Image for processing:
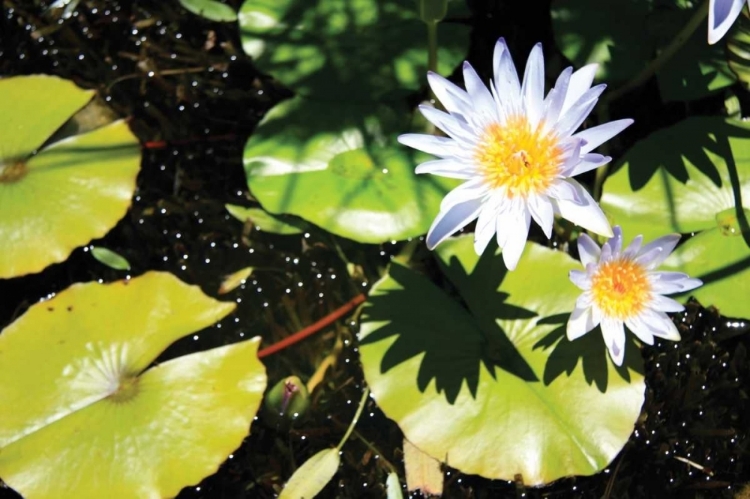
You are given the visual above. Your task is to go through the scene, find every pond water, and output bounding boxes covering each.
[1,1,749,498]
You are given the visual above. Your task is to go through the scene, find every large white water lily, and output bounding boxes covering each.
[708,0,747,44]
[398,38,632,270]
[567,226,703,366]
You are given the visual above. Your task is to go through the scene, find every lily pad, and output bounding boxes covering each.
[238,0,469,100]
[0,75,140,279]
[601,117,750,241]
[0,272,267,499]
[179,0,238,22]
[358,237,645,484]
[90,246,131,271]
[226,203,309,235]
[244,96,457,243]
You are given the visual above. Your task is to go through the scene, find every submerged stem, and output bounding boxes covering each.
[602,0,709,105]
[337,387,370,450]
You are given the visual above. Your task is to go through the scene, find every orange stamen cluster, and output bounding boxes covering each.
[474,117,561,197]
[590,258,651,319]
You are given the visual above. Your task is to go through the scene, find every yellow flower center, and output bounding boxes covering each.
[474,117,562,197]
[590,258,651,320]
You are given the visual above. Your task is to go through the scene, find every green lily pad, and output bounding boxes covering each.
[244,96,457,243]
[551,0,652,82]
[601,117,750,241]
[0,75,140,279]
[358,237,645,484]
[226,203,309,235]
[238,0,469,99]
[664,213,750,319]
[0,272,267,499]
[179,0,238,22]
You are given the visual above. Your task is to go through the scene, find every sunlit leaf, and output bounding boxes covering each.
[238,0,469,99]
[225,203,308,235]
[278,448,340,499]
[244,97,457,243]
[0,272,267,499]
[90,246,131,271]
[179,0,238,22]
[0,75,140,278]
[403,439,443,496]
[218,266,254,294]
[359,238,645,484]
[386,472,404,499]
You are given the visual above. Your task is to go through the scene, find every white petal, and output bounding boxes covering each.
[604,225,624,257]
[543,67,573,125]
[426,198,483,249]
[561,64,598,116]
[418,105,475,142]
[415,159,477,179]
[649,294,685,313]
[577,233,601,267]
[398,133,459,158]
[547,179,583,203]
[521,43,545,127]
[463,61,497,124]
[426,72,472,117]
[641,308,681,341]
[527,195,554,238]
[474,197,501,254]
[636,233,681,269]
[567,305,598,340]
[574,119,634,154]
[568,153,611,177]
[625,314,655,345]
[554,84,606,138]
[601,317,626,366]
[569,269,591,290]
[556,139,585,177]
[708,0,745,44]
[623,234,643,258]
[552,179,613,237]
[576,289,594,308]
[440,179,488,210]
[492,38,522,117]
[497,206,530,270]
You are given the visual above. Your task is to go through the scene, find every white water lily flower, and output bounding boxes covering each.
[708,0,747,44]
[567,226,703,366]
[398,38,632,270]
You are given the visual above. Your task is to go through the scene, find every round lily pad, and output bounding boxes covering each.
[358,237,645,484]
[226,203,309,235]
[238,0,469,100]
[244,96,457,243]
[601,117,750,241]
[0,272,267,499]
[0,75,140,279]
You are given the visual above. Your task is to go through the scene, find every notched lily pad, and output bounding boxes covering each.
[238,0,469,99]
[244,97,457,243]
[358,237,645,484]
[0,75,141,279]
[0,272,267,499]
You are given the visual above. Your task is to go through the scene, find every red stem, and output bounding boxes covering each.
[257,294,367,359]
[143,133,237,149]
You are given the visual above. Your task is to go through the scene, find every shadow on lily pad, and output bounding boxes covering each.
[532,313,645,393]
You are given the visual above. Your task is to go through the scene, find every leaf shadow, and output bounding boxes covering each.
[532,313,645,393]
[360,248,538,405]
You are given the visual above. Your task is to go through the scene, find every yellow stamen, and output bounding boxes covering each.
[474,117,561,197]
[591,258,651,319]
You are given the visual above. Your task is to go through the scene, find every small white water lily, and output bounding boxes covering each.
[398,38,632,270]
[708,0,747,44]
[567,226,703,366]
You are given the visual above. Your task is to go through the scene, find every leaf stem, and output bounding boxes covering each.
[602,0,709,105]
[257,294,366,358]
[337,387,370,450]
[427,21,438,74]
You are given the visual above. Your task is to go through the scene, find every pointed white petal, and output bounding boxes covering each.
[425,198,483,249]
[561,64,598,116]
[474,197,501,254]
[415,159,477,179]
[577,233,601,267]
[492,38,522,116]
[497,207,530,270]
[548,179,583,204]
[625,314,655,345]
[636,233,680,269]
[543,67,573,125]
[398,133,459,158]
[521,43,545,127]
[573,119,634,154]
[569,269,591,290]
[641,308,681,341]
[552,179,613,237]
[649,294,685,313]
[418,105,475,142]
[601,317,626,366]
[528,195,554,238]
[567,305,598,340]
[554,84,606,138]
[463,61,497,124]
[623,234,643,258]
[426,72,472,116]
[569,153,611,176]
[708,0,745,44]
[440,179,488,210]
[604,225,624,257]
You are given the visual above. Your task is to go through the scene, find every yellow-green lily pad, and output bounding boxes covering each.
[244,96,457,243]
[0,75,140,279]
[0,272,267,499]
[359,237,645,484]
